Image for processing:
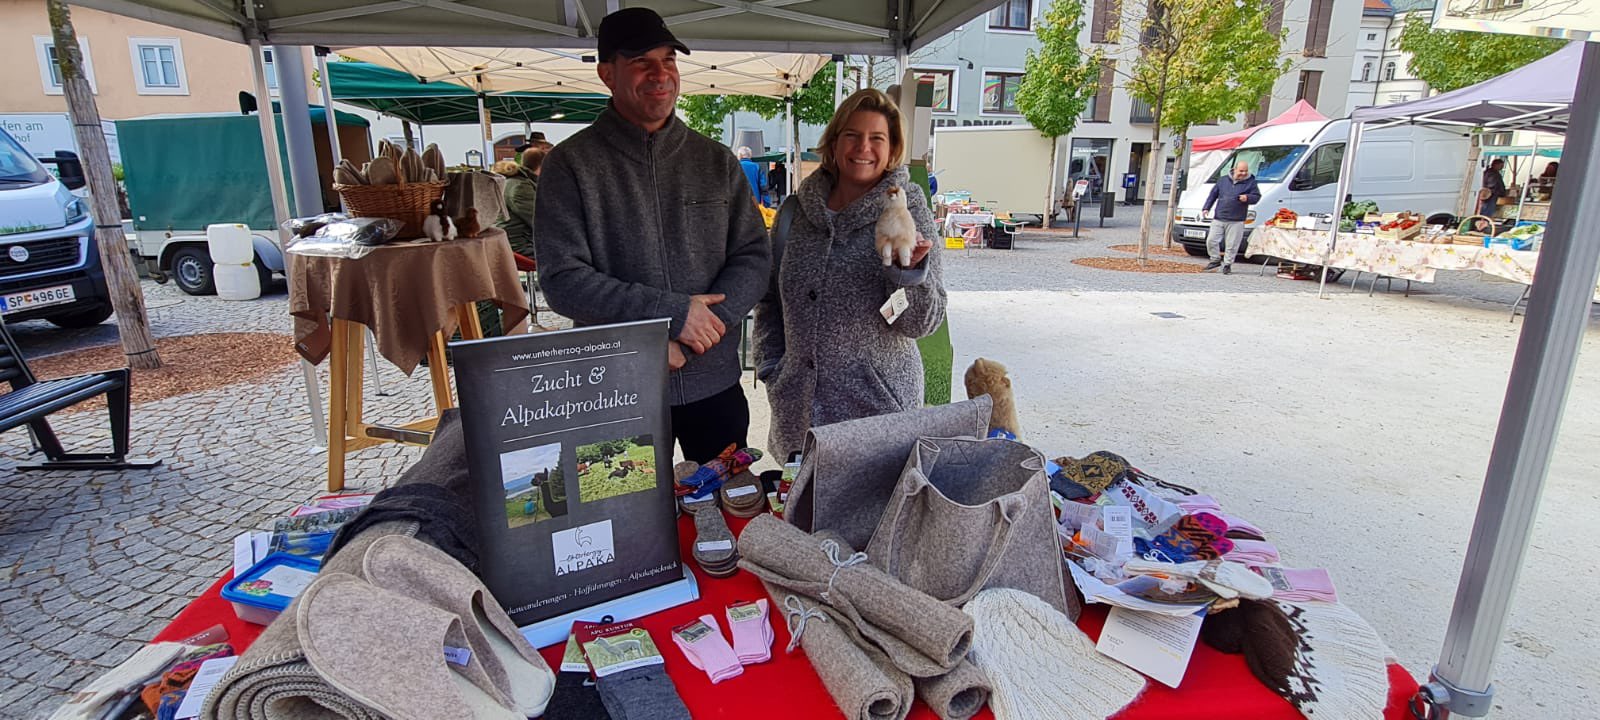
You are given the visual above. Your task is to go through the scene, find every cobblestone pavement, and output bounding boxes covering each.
[0,215,1574,716]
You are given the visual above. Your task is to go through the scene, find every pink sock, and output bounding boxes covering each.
[672,615,744,683]
[727,599,772,664]
[1224,539,1281,565]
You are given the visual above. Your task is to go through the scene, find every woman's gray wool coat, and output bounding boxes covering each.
[753,165,946,462]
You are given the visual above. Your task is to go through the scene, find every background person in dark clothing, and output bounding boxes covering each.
[1480,158,1508,217]
[1202,161,1262,275]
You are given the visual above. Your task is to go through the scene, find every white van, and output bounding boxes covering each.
[0,125,114,328]
[1172,118,1470,258]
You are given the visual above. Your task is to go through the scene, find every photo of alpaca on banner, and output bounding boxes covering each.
[500,442,568,529]
[576,435,658,503]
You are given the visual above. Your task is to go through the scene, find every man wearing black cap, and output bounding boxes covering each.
[535,8,770,464]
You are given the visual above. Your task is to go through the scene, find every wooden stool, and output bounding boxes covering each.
[325,303,486,491]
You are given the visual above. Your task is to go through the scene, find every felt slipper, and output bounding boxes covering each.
[1124,558,1275,600]
[719,471,766,519]
[686,503,739,578]
[362,535,556,717]
[298,572,520,720]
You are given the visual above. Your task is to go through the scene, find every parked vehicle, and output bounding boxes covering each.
[1171,119,1470,258]
[0,125,114,328]
[115,108,371,295]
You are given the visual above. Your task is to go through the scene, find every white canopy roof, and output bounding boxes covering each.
[338,46,828,98]
[72,0,1005,55]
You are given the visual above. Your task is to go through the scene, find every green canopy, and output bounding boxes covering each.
[327,61,607,125]
[751,150,820,163]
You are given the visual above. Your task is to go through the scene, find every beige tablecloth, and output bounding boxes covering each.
[289,228,529,375]
[1250,227,1543,286]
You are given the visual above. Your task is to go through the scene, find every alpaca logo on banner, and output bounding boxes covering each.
[552,519,616,575]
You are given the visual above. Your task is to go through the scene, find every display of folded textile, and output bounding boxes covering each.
[737,514,974,679]
[966,589,1146,720]
[767,583,915,720]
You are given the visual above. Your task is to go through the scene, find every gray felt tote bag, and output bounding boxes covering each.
[784,397,992,551]
[866,436,1078,620]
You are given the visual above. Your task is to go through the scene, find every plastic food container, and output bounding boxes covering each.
[221,552,322,625]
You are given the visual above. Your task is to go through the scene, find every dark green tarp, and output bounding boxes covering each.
[327,61,609,125]
[116,107,367,232]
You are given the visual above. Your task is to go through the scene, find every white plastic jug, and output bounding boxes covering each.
[214,263,260,301]
[206,223,255,265]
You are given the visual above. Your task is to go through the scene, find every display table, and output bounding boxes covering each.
[943,212,996,239]
[288,230,530,490]
[154,514,1420,719]
[1251,226,1555,288]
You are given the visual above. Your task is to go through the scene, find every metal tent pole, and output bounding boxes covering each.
[1317,121,1363,298]
[1419,42,1600,719]
[1513,135,1538,225]
[245,27,325,449]
[315,48,386,397]
[273,47,322,217]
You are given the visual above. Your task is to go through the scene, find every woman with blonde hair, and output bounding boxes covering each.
[753,88,945,461]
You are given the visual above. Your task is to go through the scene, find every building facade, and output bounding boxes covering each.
[0,0,314,157]
[723,0,1364,206]
[1346,0,1432,114]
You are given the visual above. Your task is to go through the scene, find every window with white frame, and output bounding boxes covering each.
[1361,62,1372,82]
[988,0,1032,31]
[1366,32,1377,41]
[33,36,96,95]
[129,38,188,95]
[1383,61,1396,81]
[912,68,956,113]
[263,48,280,91]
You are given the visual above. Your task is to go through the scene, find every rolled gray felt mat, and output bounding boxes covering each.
[914,657,992,720]
[736,514,973,678]
[765,583,914,720]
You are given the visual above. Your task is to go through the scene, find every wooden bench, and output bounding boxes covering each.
[0,320,159,470]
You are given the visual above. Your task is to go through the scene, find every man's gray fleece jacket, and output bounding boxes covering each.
[534,105,771,405]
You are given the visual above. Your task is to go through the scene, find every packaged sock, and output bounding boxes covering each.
[671,616,743,683]
[1251,565,1339,602]
[727,599,773,664]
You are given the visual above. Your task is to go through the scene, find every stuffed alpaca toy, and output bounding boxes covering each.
[454,207,482,238]
[875,186,918,267]
[422,199,456,243]
[964,357,1020,438]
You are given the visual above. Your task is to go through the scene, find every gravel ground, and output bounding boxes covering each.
[4,208,1594,717]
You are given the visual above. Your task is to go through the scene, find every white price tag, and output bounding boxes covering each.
[879,288,909,325]
[696,540,734,552]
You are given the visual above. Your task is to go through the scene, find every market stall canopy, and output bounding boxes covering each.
[70,0,1005,55]
[1482,146,1563,159]
[1351,41,1581,133]
[327,61,606,124]
[1190,100,1327,153]
[336,47,828,99]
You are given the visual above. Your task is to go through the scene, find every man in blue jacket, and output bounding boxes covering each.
[1202,161,1262,274]
[737,146,768,206]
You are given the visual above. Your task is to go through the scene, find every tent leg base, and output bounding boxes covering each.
[1419,670,1494,718]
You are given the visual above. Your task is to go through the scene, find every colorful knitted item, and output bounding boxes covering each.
[1049,451,1133,500]
[1135,512,1233,562]
[675,445,763,499]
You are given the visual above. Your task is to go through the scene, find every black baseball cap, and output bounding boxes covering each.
[597,8,690,62]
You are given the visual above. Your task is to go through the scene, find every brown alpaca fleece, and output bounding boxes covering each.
[1200,599,1299,700]
[963,358,1019,436]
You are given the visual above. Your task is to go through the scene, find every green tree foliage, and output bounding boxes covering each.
[1120,0,1287,257]
[679,61,838,140]
[1397,13,1564,93]
[1015,0,1100,218]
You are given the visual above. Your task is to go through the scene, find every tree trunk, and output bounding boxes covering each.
[1045,137,1059,228]
[1457,133,1482,219]
[47,0,160,369]
[1137,124,1162,263]
[1164,129,1187,249]
[402,120,415,149]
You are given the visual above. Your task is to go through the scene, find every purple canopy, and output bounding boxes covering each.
[1351,41,1581,133]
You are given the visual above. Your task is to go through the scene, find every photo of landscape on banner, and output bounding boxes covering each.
[451,319,679,626]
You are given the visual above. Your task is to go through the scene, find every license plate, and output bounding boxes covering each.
[1184,228,1207,239]
[0,284,76,314]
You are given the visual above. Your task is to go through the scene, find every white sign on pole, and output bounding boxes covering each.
[1434,0,1599,40]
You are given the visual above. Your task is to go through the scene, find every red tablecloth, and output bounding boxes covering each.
[156,516,1420,719]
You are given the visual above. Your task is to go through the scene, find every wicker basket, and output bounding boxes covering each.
[1452,215,1495,245]
[335,181,448,238]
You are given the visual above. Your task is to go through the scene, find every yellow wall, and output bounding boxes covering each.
[0,0,314,119]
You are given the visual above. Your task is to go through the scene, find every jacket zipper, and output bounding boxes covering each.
[646,133,684,399]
